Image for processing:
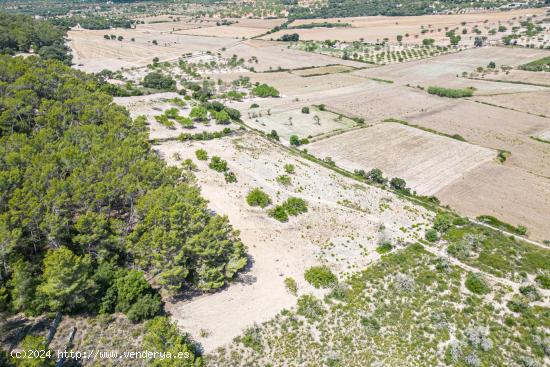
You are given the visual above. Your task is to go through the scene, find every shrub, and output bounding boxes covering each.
[250,103,259,108]
[284,164,295,174]
[427,86,473,98]
[376,241,393,254]
[224,171,237,183]
[289,135,301,146]
[213,110,231,124]
[268,205,288,222]
[304,266,337,288]
[241,324,263,352]
[361,316,381,333]
[246,188,272,208]
[276,175,291,186]
[195,149,208,161]
[190,106,208,121]
[433,212,453,233]
[422,38,435,46]
[301,106,310,114]
[296,294,324,320]
[142,72,176,91]
[282,197,307,216]
[367,168,387,184]
[126,293,162,322]
[425,229,438,242]
[279,33,299,42]
[328,283,349,301]
[535,274,550,289]
[390,177,409,193]
[465,273,490,294]
[209,156,228,172]
[251,83,280,97]
[519,285,541,301]
[268,130,279,141]
[284,277,297,295]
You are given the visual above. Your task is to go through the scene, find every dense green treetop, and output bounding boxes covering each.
[0,55,247,318]
[0,12,71,64]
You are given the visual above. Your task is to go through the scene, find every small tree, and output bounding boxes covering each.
[367,168,387,184]
[390,177,409,193]
[289,135,301,146]
[268,130,279,141]
[301,106,310,114]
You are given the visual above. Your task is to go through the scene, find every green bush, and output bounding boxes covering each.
[465,273,490,294]
[142,72,176,91]
[433,212,453,233]
[268,130,279,141]
[224,171,237,183]
[246,188,272,208]
[209,156,228,172]
[282,197,308,216]
[289,135,301,146]
[284,164,295,174]
[276,175,291,186]
[126,293,162,322]
[304,266,337,288]
[367,168,387,185]
[425,229,438,242]
[301,106,310,114]
[376,241,393,254]
[536,275,550,289]
[427,86,473,98]
[284,277,297,295]
[251,83,280,97]
[268,205,288,222]
[195,149,208,161]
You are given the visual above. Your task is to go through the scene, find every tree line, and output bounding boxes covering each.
[0,12,71,64]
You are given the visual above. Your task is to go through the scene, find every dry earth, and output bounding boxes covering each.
[307,122,495,195]
[474,90,550,117]
[157,133,431,351]
[264,8,546,44]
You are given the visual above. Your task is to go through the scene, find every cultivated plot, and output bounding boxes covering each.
[264,8,546,44]
[307,122,495,195]
[220,39,365,72]
[436,162,550,241]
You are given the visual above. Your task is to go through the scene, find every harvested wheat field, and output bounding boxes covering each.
[404,99,550,176]
[477,69,550,87]
[436,162,550,241]
[291,64,358,76]
[68,28,238,72]
[474,90,550,117]
[220,39,365,72]
[264,8,546,44]
[307,122,495,195]
[354,46,550,85]
[157,133,431,351]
